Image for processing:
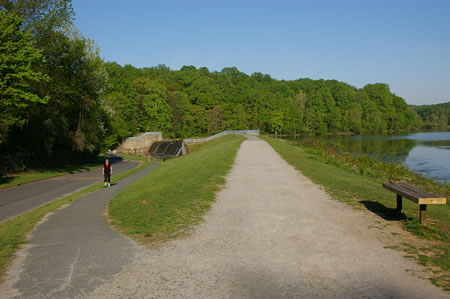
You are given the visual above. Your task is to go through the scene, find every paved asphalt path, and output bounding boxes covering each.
[0,162,159,298]
[0,160,139,223]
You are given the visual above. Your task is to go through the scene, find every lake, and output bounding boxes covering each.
[284,131,450,184]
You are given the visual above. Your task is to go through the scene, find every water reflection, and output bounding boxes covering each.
[406,146,450,183]
[284,132,450,183]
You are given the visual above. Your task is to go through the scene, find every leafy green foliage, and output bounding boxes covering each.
[412,102,450,129]
[101,64,425,142]
[1,3,109,173]
[0,11,49,142]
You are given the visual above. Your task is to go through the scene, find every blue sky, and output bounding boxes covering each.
[72,0,450,105]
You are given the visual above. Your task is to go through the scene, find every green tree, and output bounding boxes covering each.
[133,77,172,132]
[222,103,248,131]
[0,11,49,143]
[167,90,191,137]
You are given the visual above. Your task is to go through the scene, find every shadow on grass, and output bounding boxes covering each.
[0,176,14,186]
[359,200,407,221]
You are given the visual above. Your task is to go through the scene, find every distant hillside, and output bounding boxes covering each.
[102,63,424,144]
[411,102,450,129]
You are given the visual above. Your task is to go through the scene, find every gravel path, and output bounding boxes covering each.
[85,136,448,298]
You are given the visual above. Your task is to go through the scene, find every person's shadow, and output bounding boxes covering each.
[359,200,406,221]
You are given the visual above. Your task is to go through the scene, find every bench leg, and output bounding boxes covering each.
[419,204,427,224]
[396,194,402,211]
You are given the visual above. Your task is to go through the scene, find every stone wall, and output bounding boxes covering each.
[119,132,163,156]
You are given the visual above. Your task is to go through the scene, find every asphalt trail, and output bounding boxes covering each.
[0,160,139,223]
[0,162,158,298]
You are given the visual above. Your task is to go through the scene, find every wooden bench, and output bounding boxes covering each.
[382,180,447,224]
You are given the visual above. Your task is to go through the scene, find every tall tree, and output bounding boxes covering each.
[0,11,49,144]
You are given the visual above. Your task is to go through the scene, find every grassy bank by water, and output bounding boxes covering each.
[108,135,245,243]
[0,160,152,283]
[263,136,449,290]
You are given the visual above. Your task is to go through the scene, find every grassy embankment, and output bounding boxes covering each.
[263,136,449,290]
[108,134,246,243]
[0,158,152,283]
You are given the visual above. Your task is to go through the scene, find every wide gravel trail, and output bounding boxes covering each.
[85,136,448,298]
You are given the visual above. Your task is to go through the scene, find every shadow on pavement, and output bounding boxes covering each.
[103,154,124,163]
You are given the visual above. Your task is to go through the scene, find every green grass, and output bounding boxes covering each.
[186,142,207,154]
[108,135,245,243]
[0,160,152,283]
[262,136,449,290]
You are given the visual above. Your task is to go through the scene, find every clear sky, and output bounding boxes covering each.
[72,0,450,105]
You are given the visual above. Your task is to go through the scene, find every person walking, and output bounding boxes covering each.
[102,159,112,187]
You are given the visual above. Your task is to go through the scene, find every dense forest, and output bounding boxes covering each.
[1,0,107,171]
[0,0,441,172]
[101,63,424,145]
[411,102,450,129]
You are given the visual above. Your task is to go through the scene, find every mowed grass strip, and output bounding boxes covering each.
[0,161,151,283]
[263,136,449,290]
[108,135,246,242]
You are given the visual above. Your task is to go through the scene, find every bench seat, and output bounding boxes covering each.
[382,180,447,224]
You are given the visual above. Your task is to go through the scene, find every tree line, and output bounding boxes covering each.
[101,63,424,144]
[411,102,450,129]
[0,0,435,173]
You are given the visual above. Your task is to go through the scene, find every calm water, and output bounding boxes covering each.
[285,132,450,184]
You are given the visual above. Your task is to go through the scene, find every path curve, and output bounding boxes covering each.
[0,160,139,223]
[0,163,158,298]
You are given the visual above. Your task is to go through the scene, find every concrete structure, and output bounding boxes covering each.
[120,130,259,157]
[184,130,260,144]
[148,141,188,160]
[119,132,163,156]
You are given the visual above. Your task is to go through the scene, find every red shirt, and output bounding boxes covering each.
[103,163,112,174]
